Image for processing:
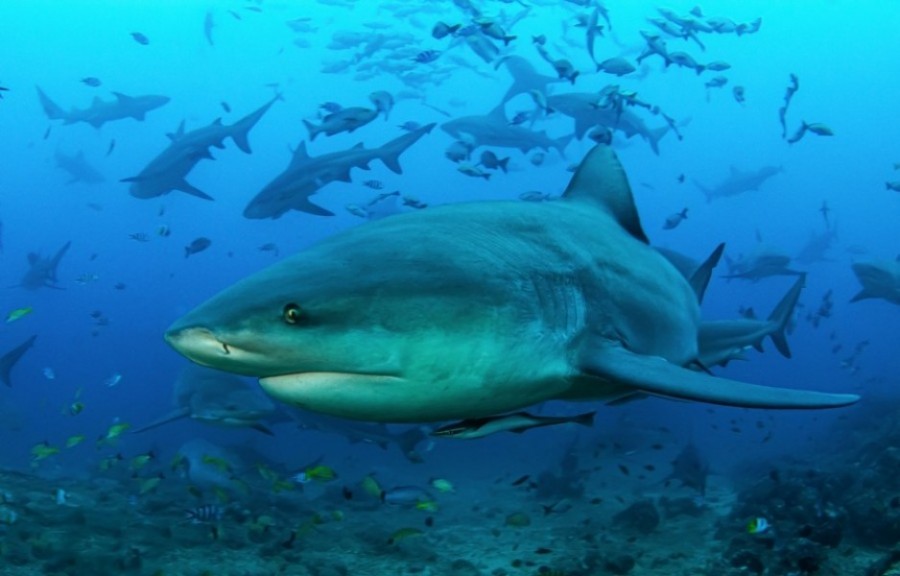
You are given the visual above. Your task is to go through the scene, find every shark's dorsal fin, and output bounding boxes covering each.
[487,102,507,121]
[112,92,132,103]
[289,142,311,168]
[688,243,725,304]
[166,120,186,141]
[562,145,648,243]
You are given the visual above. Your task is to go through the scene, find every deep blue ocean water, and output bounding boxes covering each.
[0,1,899,572]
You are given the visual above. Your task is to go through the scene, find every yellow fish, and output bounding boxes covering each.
[139,475,163,495]
[201,455,232,473]
[429,478,455,493]
[361,475,384,499]
[30,442,60,461]
[104,421,131,440]
[65,435,86,448]
[5,307,32,323]
[415,500,439,512]
[130,451,155,470]
[387,527,423,545]
[303,465,337,483]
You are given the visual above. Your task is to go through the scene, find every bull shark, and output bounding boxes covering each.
[135,364,283,435]
[724,248,804,282]
[850,259,900,305]
[165,145,858,424]
[545,92,669,155]
[37,87,169,129]
[694,165,783,202]
[1,335,36,387]
[243,123,434,219]
[54,149,105,184]
[496,55,561,104]
[20,241,71,290]
[698,275,805,367]
[293,410,428,462]
[441,106,571,155]
[123,95,280,200]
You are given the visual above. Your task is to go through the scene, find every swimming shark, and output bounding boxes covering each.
[135,364,283,435]
[165,144,859,423]
[20,241,71,290]
[694,165,783,202]
[1,335,36,387]
[545,92,670,155]
[123,95,280,200]
[850,259,900,305]
[724,248,804,282]
[243,122,435,219]
[54,149,105,184]
[441,106,572,156]
[496,55,561,104]
[37,87,169,129]
[292,410,428,462]
[698,275,805,367]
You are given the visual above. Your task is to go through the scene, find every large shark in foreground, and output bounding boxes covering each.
[166,145,858,423]
[850,259,900,305]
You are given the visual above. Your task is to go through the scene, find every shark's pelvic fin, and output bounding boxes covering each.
[580,345,859,409]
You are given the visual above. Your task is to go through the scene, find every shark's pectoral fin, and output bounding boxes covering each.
[580,346,859,409]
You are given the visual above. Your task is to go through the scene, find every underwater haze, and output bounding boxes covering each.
[1,0,899,574]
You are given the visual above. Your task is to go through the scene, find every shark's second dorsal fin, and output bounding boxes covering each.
[562,145,648,243]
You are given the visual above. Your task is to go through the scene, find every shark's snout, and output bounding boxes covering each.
[164,326,232,365]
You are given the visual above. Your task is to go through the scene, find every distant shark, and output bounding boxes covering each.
[1,335,36,387]
[243,123,434,219]
[850,259,900,305]
[37,87,169,129]
[123,95,280,200]
[293,410,428,462]
[166,145,858,424]
[496,55,561,104]
[724,248,804,282]
[694,165,783,202]
[20,241,71,290]
[135,364,284,435]
[441,106,571,155]
[54,149,105,184]
[545,92,670,155]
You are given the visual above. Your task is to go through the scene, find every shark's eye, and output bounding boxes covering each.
[283,303,302,324]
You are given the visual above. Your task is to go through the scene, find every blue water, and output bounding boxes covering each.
[0,0,899,570]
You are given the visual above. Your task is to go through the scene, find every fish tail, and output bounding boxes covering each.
[36,86,66,120]
[766,274,805,358]
[303,119,320,141]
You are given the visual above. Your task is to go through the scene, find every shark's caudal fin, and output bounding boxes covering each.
[766,275,805,358]
[47,241,72,286]
[688,243,725,304]
[562,145,648,244]
[496,55,558,104]
[230,93,283,154]
[646,126,670,155]
[303,119,322,141]
[1,335,37,387]
[36,87,66,120]
[581,345,859,409]
[378,122,435,174]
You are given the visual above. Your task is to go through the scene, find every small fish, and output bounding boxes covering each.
[431,21,461,39]
[130,451,155,470]
[186,504,223,523]
[363,179,383,190]
[618,464,630,476]
[415,500,439,512]
[369,90,394,121]
[104,373,123,388]
[104,421,131,441]
[519,191,553,202]
[201,455,232,473]
[6,306,33,323]
[320,101,342,113]
[139,474,164,495]
[747,517,770,534]
[0,85,8,99]
[414,50,441,63]
[129,232,149,242]
[511,474,531,486]
[552,59,579,84]
[81,77,102,87]
[429,478,455,493]
[479,150,509,173]
[361,475,384,499]
[258,242,280,256]
[68,401,85,416]
[663,208,688,230]
[530,152,545,166]
[388,527,423,545]
[398,121,421,132]
[803,122,833,137]
[220,101,231,113]
[31,441,60,461]
[65,435,86,448]
[457,163,491,180]
[432,411,595,439]
[733,86,746,104]
[185,237,212,258]
[130,32,150,45]
[297,464,337,483]
[43,367,56,380]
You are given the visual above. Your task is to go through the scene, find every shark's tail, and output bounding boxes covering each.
[230,93,283,154]
[765,274,805,358]
[553,132,574,158]
[47,241,72,285]
[36,86,67,120]
[693,179,713,203]
[378,122,435,174]
[303,118,322,142]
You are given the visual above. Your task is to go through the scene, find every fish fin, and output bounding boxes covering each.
[0,335,37,387]
[579,345,859,409]
[562,145,648,243]
[379,122,435,174]
[166,120,186,141]
[766,274,805,358]
[293,196,335,217]
[289,141,311,168]
[36,86,66,120]
[647,126,669,155]
[302,119,320,141]
[688,243,725,304]
[850,289,873,303]
[133,407,192,433]
[553,133,573,158]
[177,180,214,200]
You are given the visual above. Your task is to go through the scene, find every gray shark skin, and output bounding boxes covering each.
[1,335,36,387]
[21,241,71,290]
[135,364,282,435]
[664,441,709,495]
[243,123,435,219]
[545,92,670,155]
[496,55,561,104]
[694,165,783,202]
[36,87,169,129]
[54,149,105,184]
[166,145,858,423]
[441,106,572,156]
[699,275,805,367]
[293,410,428,462]
[795,226,838,265]
[123,95,280,200]
[850,260,900,305]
